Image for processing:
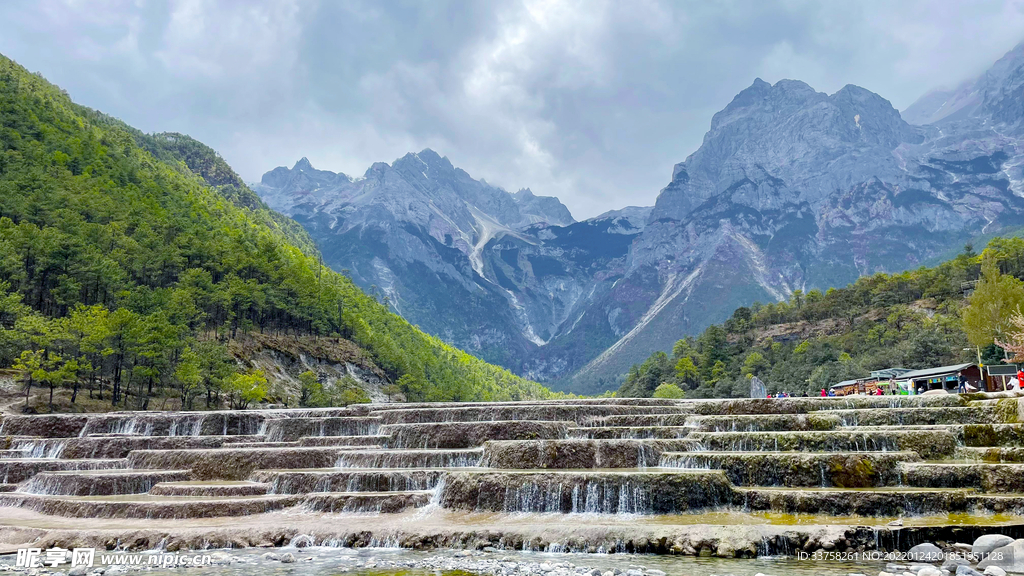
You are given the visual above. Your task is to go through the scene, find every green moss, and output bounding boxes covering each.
[994,398,1021,423]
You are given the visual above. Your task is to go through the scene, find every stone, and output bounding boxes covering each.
[625,570,642,576]
[953,543,974,553]
[260,553,279,561]
[280,554,295,564]
[647,571,666,576]
[977,539,1024,573]
[982,567,1006,576]
[955,567,984,576]
[917,568,942,576]
[908,543,944,562]
[973,535,1015,559]
[68,568,88,576]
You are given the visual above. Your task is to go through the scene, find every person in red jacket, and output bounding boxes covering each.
[820,388,827,397]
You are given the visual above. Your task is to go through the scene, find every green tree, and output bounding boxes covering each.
[652,382,685,399]
[674,357,700,388]
[382,383,403,402]
[962,256,1024,347]
[741,351,770,377]
[226,370,268,409]
[297,370,324,407]
[174,346,203,410]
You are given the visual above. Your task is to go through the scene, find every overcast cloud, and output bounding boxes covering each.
[3,0,1024,218]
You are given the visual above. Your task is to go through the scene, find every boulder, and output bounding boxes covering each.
[956,567,984,576]
[982,566,1007,576]
[280,553,295,564]
[908,543,944,562]
[918,568,942,576]
[977,539,1024,573]
[973,535,1015,559]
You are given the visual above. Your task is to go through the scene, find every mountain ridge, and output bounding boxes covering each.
[256,41,1024,394]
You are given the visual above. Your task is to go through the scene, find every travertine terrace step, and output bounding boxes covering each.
[379,421,572,448]
[296,435,388,447]
[482,439,692,469]
[734,486,1017,516]
[334,448,484,469]
[0,458,127,484]
[128,447,378,480]
[149,481,271,497]
[19,469,191,496]
[659,451,918,487]
[440,469,734,514]
[901,462,1024,492]
[823,407,1006,426]
[249,468,446,493]
[956,446,1024,462]
[260,417,383,442]
[567,426,693,439]
[8,435,250,459]
[677,429,959,459]
[374,405,691,425]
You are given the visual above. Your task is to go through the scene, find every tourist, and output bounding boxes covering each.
[820,389,826,397]
[1017,367,1024,384]
[957,372,968,394]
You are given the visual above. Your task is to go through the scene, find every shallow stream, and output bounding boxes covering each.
[92,547,891,576]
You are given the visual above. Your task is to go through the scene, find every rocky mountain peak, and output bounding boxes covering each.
[652,78,918,222]
[294,157,313,170]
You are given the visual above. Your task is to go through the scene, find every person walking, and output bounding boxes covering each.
[957,372,968,394]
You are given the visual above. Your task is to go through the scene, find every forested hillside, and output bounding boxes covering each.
[619,238,1024,398]
[0,55,555,412]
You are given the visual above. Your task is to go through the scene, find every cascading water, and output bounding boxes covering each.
[11,439,67,459]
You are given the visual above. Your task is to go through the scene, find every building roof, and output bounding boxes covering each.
[829,379,859,389]
[870,367,911,378]
[900,363,975,381]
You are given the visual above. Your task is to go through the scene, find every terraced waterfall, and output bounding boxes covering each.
[2,394,1024,557]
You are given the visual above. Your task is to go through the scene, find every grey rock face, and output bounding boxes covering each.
[255,149,642,380]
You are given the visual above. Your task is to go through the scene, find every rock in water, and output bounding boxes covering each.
[978,539,1024,573]
[973,535,1015,559]
[907,543,944,562]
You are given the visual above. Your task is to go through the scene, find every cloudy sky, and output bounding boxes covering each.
[2,0,1024,218]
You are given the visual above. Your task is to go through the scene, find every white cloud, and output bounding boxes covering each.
[2,0,1023,218]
